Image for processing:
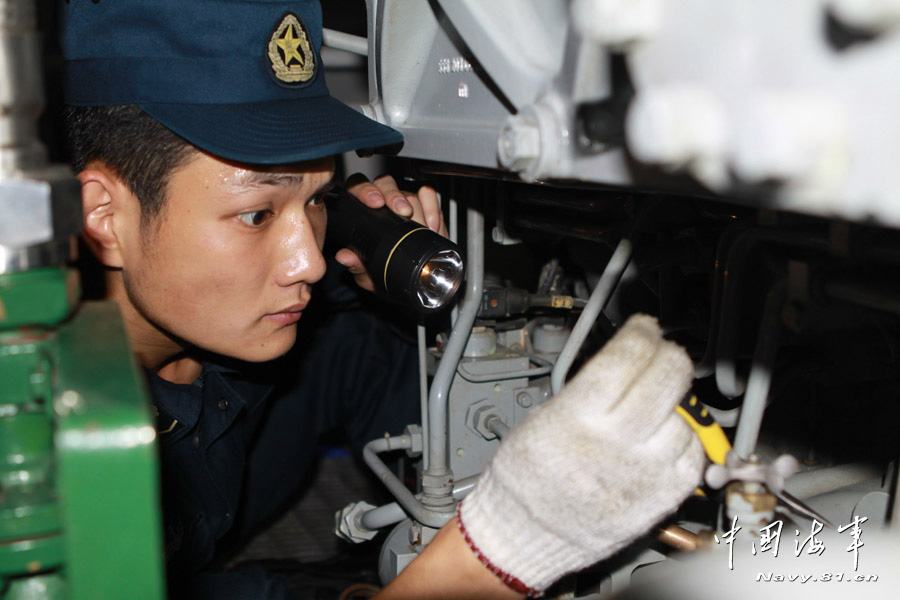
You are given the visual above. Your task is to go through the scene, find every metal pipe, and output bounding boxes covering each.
[456,352,553,383]
[362,434,452,529]
[702,402,740,428]
[485,415,511,439]
[656,525,701,552]
[417,324,429,470]
[449,193,459,326]
[785,462,884,500]
[892,460,900,529]
[452,474,479,500]
[425,207,484,479]
[694,223,746,378]
[356,474,482,532]
[322,28,368,56]
[551,238,633,394]
[0,0,45,174]
[714,229,827,398]
[359,501,407,531]
[733,280,787,459]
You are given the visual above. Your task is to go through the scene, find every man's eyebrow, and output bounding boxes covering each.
[241,172,307,187]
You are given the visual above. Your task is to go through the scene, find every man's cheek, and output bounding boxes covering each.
[315,220,326,249]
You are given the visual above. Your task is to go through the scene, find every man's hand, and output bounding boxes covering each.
[457,314,704,595]
[335,174,447,292]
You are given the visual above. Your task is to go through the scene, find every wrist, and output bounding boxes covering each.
[456,502,538,597]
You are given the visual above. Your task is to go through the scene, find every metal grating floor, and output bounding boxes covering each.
[229,453,390,565]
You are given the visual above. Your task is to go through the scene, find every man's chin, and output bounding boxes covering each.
[222,329,297,364]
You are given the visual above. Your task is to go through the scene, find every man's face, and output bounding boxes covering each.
[119,152,333,362]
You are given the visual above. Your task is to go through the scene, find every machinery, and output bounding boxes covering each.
[0,2,164,598]
[329,1,900,597]
[8,0,900,598]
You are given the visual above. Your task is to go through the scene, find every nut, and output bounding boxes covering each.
[465,399,500,440]
[334,501,379,544]
[403,424,424,458]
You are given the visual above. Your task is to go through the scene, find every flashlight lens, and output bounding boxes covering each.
[417,249,464,309]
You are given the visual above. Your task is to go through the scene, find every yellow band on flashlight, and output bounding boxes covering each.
[383,227,429,292]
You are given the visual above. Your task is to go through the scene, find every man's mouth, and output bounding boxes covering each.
[264,303,307,325]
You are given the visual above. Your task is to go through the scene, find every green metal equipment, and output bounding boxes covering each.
[1,1,165,597]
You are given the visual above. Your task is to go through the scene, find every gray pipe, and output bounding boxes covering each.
[359,501,407,531]
[713,229,827,398]
[322,28,368,56]
[425,208,484,478]
[732,280,786,459]
[417,324,429,470]
[357,474,482,532]
[456,352,553,383]
[785,463,884,500]
[693,223,745,379]
[485,415,511,439]
[551,238,633,395]
[362,434,452,529]
[703,403,740,428]
[449,195,460,326]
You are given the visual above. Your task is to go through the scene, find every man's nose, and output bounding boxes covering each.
[274,215,327,287]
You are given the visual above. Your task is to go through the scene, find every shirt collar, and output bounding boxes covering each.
[146,362,275,436]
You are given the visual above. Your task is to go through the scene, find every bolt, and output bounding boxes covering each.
[456,447,465,457]
[493,383,502,394]
[498,117,541,172]
[516,392,533,408]
[409,523,423,545]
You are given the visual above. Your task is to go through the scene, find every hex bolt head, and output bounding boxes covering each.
[403,424,424,458]
[334,501,379,544]
[516,392,534,409]
[498,117,541,172]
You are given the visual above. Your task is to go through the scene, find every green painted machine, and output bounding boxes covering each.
[0,1,165,597]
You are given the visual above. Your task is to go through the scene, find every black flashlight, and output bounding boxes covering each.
[325,188,464,313]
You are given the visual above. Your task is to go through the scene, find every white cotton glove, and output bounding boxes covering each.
[457,314,705,596]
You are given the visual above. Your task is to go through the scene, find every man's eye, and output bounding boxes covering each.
[237,210,273,227]
[308,193,325,207]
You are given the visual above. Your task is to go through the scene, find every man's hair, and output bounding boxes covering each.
[63,105,197,225]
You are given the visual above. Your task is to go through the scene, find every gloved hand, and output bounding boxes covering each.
[457,314,705,596]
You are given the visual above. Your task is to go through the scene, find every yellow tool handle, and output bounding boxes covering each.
[676,395,731,466]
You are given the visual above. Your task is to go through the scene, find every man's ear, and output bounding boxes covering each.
[78,166,135,268]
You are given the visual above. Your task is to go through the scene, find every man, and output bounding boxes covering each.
[60,1,705,598]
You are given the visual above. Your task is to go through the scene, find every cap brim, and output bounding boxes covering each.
[140,96,403,165]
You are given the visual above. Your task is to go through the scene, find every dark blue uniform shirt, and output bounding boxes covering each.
[146,292,420,599]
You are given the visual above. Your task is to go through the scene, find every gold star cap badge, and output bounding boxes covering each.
[268,13,316,85]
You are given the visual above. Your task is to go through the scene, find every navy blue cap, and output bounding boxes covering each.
[59,0,402,164]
